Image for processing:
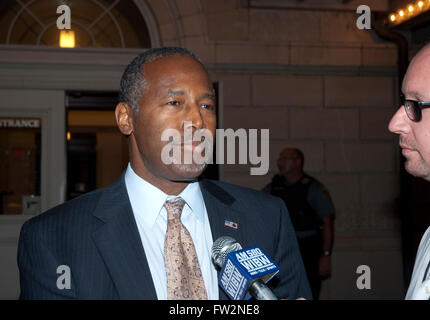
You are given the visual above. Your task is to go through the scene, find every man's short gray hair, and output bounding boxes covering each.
[118,47,202,113]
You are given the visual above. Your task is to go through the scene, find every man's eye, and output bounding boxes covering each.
[202,104,214,110]
[167,100,180,106]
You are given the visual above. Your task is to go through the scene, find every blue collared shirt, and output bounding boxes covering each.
[124,163,219,299]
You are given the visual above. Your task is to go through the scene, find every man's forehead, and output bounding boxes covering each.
[142,55,211,92]
[403,46,430,98]
[279,149,298,158]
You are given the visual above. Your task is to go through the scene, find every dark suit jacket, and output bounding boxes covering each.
[17,174,311,300]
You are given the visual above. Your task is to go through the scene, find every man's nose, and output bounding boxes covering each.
[183,103,204,130]
[388,106,409,134]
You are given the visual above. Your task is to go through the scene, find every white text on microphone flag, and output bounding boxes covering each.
[218,246,280,300]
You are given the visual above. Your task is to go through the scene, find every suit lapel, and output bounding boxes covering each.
[92,174,157,299]
[199,179,247,300]
[200,180,245,240]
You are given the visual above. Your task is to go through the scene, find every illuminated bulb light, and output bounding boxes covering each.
[389,2,430,26]
[59,30,75,48]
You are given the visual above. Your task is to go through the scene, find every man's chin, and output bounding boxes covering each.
[405,159,430,181]
[170,163,208,181]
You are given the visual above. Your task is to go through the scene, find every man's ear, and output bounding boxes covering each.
[115,102,134,136]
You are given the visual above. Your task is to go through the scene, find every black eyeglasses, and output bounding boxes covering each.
[401,94,430,122]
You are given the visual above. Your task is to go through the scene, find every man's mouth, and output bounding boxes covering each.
[399,144,415,155]
[169,137,207,153]
[182,141,204,152]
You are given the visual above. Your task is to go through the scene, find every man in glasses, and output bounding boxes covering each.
[389,43,430,299]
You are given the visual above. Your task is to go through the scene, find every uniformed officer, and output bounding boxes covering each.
[263,148,335,299]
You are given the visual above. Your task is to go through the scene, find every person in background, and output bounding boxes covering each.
[388,43,430,300]
[263,148,335,299]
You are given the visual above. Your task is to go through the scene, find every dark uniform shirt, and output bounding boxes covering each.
[262,173,335,238]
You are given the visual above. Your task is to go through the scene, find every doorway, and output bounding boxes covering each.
[66,91,128,200]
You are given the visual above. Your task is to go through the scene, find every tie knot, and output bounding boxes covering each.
[164,197,186,220]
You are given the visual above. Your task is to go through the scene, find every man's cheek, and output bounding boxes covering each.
[421,148,430,167]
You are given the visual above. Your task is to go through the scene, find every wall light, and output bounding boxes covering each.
[59,30,75,48]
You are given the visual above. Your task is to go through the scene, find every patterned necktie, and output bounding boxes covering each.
[163,197,208,300]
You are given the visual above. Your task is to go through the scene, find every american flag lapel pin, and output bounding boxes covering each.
[224,219,238,229]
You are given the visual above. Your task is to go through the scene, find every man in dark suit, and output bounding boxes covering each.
[18,47,311,300]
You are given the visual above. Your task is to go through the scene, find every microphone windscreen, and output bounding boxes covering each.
[211,236,242,267]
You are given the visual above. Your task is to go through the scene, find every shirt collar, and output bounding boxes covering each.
[124,163,205,229]
[175,180,205,223]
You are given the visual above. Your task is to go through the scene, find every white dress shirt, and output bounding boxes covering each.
[405,226,430,300]
[124,163,219,300]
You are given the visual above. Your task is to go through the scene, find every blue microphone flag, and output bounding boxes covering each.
[218,246,280,300]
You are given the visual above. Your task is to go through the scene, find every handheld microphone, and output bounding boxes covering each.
[211,236,280,300]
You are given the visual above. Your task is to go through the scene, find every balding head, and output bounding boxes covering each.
[402,44,430,102]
